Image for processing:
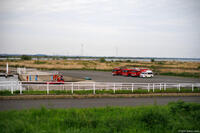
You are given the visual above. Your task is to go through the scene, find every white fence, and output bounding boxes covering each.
[0,81,200,94]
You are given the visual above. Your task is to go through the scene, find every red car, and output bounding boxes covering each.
[128,69,140,77]
[121,68,149,77]
[112,67,153,77]
[112,68,122,76]
[121,69,132,76]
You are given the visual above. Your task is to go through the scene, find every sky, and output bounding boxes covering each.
[0,0,200,58]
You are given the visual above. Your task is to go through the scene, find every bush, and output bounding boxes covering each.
[169,101,200,114]
[21,55,32,60]
[140,108,168,129]
[168,101,200,131]
[151,58,155,62]
[62,57,68,60]
[126,60,131,63]
[99,57,106,63]
[0,90,12,96]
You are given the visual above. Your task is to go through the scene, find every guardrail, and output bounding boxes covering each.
[0,81,200,94]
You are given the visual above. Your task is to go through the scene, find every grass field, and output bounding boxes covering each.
[0,88,200,96]
[0,59,200,78]
[0,101,200,133]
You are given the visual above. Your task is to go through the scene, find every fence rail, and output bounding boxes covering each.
[0,81,200,94]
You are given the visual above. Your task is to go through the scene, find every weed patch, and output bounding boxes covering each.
[0,102,200,133]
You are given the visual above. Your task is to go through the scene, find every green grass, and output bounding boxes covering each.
[154,88,200,93]
[34,61,47,64]
[0,88,200,96]
[0,101,200,133]
[160,72,200,78]
[0,90,13,96]
[23,90,47,95]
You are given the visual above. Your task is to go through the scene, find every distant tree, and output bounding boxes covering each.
[151,58,155,62]
[126,60,131,63]
[62,57,68,60]
[52,57,59,60]
[99,57,106,63]
[21,55,32,60]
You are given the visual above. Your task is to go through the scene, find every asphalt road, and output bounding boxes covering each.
[59,70,200,83]
[0,96,200,110]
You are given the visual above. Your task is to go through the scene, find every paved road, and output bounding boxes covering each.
[0,96,200,110]
[59,70,200,83]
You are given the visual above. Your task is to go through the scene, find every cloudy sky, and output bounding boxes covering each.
[0,0,200,58]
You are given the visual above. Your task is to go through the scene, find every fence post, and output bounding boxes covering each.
[11,81,14,94]
[78,83,79,90]
[160,83,162,91]
[71,83,73,94]
[148,83,150,92]
[192,84,194,92]
[15,81,18,91]
[113,83,116,94]
[20,82,22,94]
[164,83,166,91]
[132,83,134,92]
[47,82,49,94]
[93,83,95,94]
[153,83,155,92]
[28,84,30,91]
[178,84,181,92]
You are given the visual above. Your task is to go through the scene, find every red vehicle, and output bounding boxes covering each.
[130,68,153,78]
[112,67,153,77]
[121,69,132,76]
[121,68,140,77]
[139,69,154,78]
[48,75,64,84]
[128,69,141,77]
[139,68,148,72]
[112,68,122,76]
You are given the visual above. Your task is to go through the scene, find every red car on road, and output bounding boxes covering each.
[112,67,153,77]
[112,68,122,76]
[128,69,140,77]
[121,69,132,76]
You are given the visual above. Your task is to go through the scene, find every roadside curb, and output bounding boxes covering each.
[0,93,200,100]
